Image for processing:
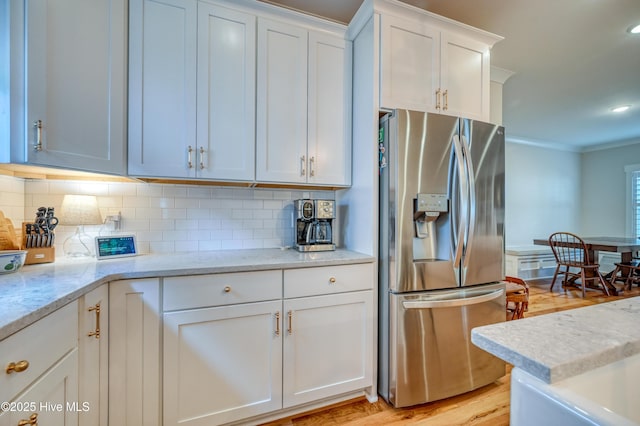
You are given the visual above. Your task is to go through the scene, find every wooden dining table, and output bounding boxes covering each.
[533,236,640,295]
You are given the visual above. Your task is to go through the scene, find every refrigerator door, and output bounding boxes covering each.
[459,119,505,286]
[386,283,506,407]
[381,110,460,293]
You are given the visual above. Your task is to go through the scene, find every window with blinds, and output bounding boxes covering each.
[633,170,640,238]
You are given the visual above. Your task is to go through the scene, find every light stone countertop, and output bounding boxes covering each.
[0,248,374,341]
[471,297,640,384]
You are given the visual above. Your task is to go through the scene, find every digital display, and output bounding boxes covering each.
[95,235,137,260]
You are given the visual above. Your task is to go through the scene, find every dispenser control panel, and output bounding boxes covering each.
[416,194,449,213]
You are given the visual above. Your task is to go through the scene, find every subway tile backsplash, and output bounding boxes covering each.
[0,175,334,254]
[0,175,26,226]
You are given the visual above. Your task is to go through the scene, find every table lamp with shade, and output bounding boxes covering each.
[59,195,102,257]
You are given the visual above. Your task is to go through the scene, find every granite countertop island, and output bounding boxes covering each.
[472,297,640,384]
[0,248,374,341]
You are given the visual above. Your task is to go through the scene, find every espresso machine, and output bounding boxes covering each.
[294,199,336,252]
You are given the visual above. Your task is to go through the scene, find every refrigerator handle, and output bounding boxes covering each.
[460,134,476,267]
[402,289,504,309]
[452,134,467,271]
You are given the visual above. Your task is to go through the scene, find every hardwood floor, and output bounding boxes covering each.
[261,278,640,426]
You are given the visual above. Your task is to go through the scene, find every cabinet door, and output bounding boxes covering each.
[109,279,161,426]
[163,301,282,425]
[197,3,255,181]
[380,14,439,112]
[256,18,308,183]
[78,285,108,426]
[307,32,352,186]
[128,0,197,178]
[25,0,126,174]
[0,350,79,426]
[283,291,373,408]
[440,32,490,121]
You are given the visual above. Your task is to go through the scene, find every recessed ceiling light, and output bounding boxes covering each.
[628,24,640,34]
[611,105,631,113]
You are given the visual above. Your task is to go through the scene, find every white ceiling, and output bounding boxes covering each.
[261,0,640,150]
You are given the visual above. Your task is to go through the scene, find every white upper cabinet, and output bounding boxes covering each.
[379,7,499,121]
[128,0,256,182]
[380,14,440,113]
[439,31,490,120]
[256,18,309,184]
[129,0,350,186]
[22,0,126,174]
[256,18,352,186]
[128,0,197,178]
[307,32,352,186]
[197,3,256,181]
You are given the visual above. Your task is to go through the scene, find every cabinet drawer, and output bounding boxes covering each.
[163,270,282,311]
[0,301,78,403]
[284,263,374,298]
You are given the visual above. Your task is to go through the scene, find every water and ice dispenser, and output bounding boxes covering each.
[413,193,449,260]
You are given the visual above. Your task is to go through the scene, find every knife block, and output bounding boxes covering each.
[24,247,55,265]
[22,222,55,265]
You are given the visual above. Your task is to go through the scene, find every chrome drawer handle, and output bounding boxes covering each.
[33,120,43,151]
[187,146,194,169]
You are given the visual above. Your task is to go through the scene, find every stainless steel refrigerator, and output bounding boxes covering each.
[378,109,506,408]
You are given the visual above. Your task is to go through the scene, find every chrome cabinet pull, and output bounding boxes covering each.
[435,89,441,111]
[88,302,101,339]
[443,90,448,111]
[199,146,205,169]
[287,310,293,334]
[300,156,306,176]
[275,311,280,336]
[18,413,38,426]
[33,120,43,151]
[309,156,315,177]
[5,360,30,374]
[187,146,194,169]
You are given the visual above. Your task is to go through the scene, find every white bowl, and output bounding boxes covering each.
[0,250,28,274]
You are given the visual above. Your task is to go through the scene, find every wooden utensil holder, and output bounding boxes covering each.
[22,222,55,264]
[24,247,55,265]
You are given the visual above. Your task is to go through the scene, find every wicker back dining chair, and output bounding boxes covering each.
[548,232,610,297]
[504,276,529,320]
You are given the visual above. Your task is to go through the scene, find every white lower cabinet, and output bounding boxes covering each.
[282,264,374,408]
[0,302,79,426]
[162,264,374,425]
[78,285,108,426]
[162,270,282,425]
[163,300,283,425]
[109,278,162,426]
[283,291,373,408]
[2,350,79,426]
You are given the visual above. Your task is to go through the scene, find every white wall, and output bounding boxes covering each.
[505,142,581,246]
[581,141,640,236]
